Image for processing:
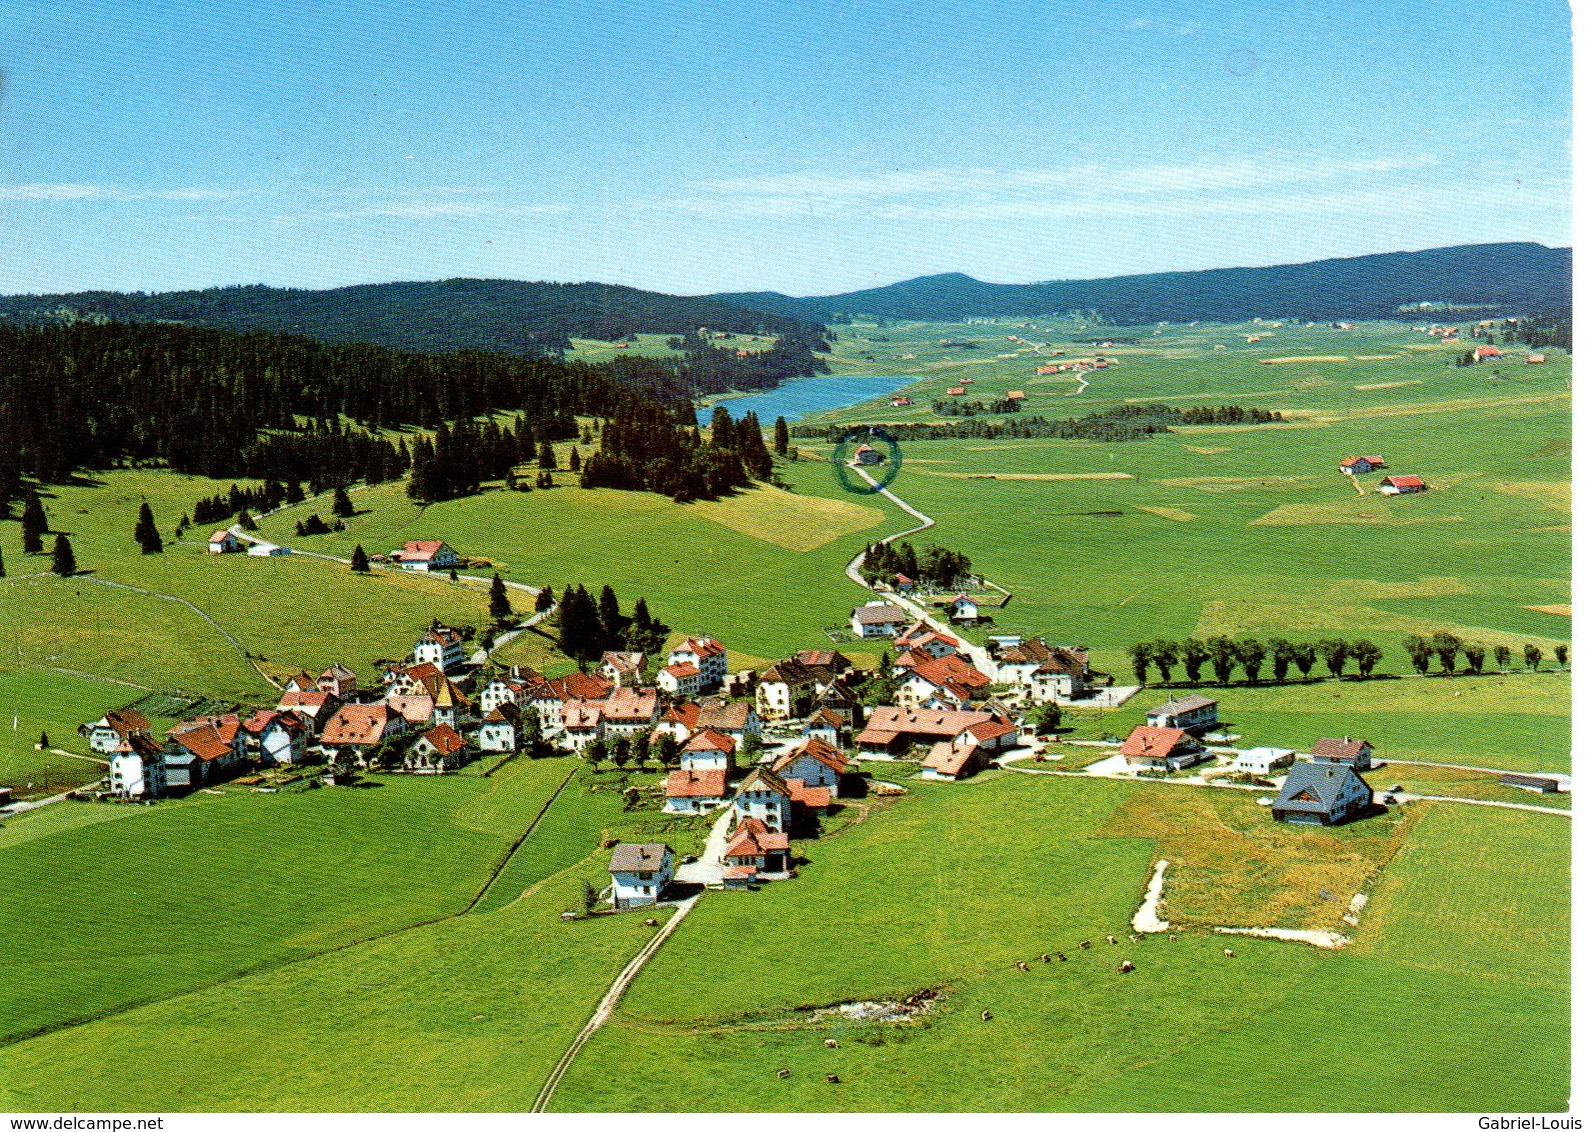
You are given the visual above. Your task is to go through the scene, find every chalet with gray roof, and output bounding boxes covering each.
[1308,737,1376,770]
[607,842,675,909]
[1271,762,1373,826]
[1146,694,1219,734]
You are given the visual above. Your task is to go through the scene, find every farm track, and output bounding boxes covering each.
[531,893,702,1113]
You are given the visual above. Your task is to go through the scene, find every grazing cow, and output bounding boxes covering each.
[1056,952,1066,962]
[1119,959,1134,974]
[1131,933,1144,942]
[1223,948,1235,958]
[1041,953,1052,963]
[1080,940,1091,950]
[1015,960,1029,971]
[1169,933,1177,941]
[823,1038,839,1048]
[777,1068,791,1079]
[1107,935,1117,945]
[980,1009,992,1022]
[644,918,659,927]
[827,1074,841,1084]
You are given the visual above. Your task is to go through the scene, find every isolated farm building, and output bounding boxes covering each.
[242,709,310,765]
[1006,390,1026,401]
[79,708,154,756]
[663,767,730,815]
[608,843,675,909]
[920,740,987,781]
[665,637,728,691]
[1379,475,1427,495]
[208,529,243,554]
[1037,364,1060,375]
[246,541,291,557]
[598,651,648,687]
[772,737,849,791]
[722,818,790,880]
[108,733,167,799]
[1499,772,1561,793]
[1472,344,1502,361]
[391,539,460,573]
[1309,737,1376,771]
[947,594,981,624]
[318,663,358,699]
[413,624,467,673]
[1339,455,1386,475]
[1146,694,1219,735]
[852,602,909,639]
[889,396,914,407]
[946,385,966,396]
[734,766,794,833]
[319,702,406,765]
[854,444,883,466]
[1120,725,1204,772]
[1271,761,1373,825]
[803,707,852,749]
[1232,747,1295,777]
[601,687,662,736]
[680,728,737,772]
[405,723,468,774]
[477,703,522,752]
[1526,353,1547,364]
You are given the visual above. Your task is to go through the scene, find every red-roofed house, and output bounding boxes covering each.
[1379,475,1427,495]
[478,703,522,752]
[652,702,703,744]
[921,740,986,781]
[665,637,727,691]
[560,701,606,750]
[276,688,339,730]
[680,728,737,771]
[663,767,730,815]
[405,723,468,773]
[242,709,310,765]
[1120,725,1204,772]
[208,529,243,554]
[723,817,790,878]
[772,737,849,790]
[656,660,703,697]
[602,687,661,736]
[162,721,247,790]
[1473,344,1502,361]
[391,539,460,573]
[1339,456,1386,475]
[319,702,406,765]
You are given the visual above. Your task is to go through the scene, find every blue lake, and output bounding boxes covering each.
[696,374,917,425]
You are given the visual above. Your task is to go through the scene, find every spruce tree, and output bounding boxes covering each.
[332,486,354,518]
[489,573,513,622]
[51,533,76,577]
[0,545,6,577]
[598,584,623,646]
[773,415,790,458]
[21,494,46,554]
[350,544,370,573]
[134,501,163,554]
[535,585,555,614]
[569,447,582,473]
[538,440,556,470]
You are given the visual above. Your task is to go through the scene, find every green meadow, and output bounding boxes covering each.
[0,317,1570,1111]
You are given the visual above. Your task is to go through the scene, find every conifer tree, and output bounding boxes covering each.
[535,585,555,614]
[350,544,370,573]
[489,574,513,623]
[598,584,623,647]
[773,415,790,458]
[0,545,6,577]
[538,440,556,469]
[569,447,582,473]
[51,533,76,577]
[20,494,46,554]
[332,486,354,518]
[134,501,163,554]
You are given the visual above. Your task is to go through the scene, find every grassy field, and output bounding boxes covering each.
[552,775,1568,1112]
[0,756,573,1044]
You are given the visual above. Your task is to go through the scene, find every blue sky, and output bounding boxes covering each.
[0,0,1572,296]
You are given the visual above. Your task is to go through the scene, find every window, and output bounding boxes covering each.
[642,885,651,895]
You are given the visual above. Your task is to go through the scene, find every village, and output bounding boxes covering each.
[55,520,1555,918]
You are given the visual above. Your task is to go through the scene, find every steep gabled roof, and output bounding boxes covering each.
[772,737,849,777]
[1275,761,1369,813]
[608,843,673,873]
[666,768,728,799]
[1121,725,1192,762]
[736,766,792,798]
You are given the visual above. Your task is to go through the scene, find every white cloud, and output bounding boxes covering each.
[0,183,241,202]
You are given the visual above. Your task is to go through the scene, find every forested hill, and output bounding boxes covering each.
[710,242,1572,324]
[0,278,825,358]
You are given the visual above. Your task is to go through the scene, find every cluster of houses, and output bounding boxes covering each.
[1339,455,1427,496]
[1113,695,1378,825]
[209,535,465,574]
[1035,356,1111,376]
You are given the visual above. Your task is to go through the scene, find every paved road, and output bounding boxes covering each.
[843,466,999,678]
[675,806,736,886]
[531,893,701,1112]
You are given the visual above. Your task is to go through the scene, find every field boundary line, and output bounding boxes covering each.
[466,763,580,913]
[531,892,701,1113]
[1,761,582,1050]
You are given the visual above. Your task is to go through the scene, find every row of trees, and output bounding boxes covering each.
[555,584,668,663]
[1128,636,1384,685]
[793,404,1283,444]
[1404,633,1566,675]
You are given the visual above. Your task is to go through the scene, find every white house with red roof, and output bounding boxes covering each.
[921,740,987,781]
[723,817,790,881]
[663,767,730,815]
[664,637,727,691]
[208,529,243,554]
[656,660,703,697]
[1120,725,1204,772]
[601,687,661,736]
[1379,475,1427,495]
[560,701,606,750]
[478,703,522,752]
[947,593,980,624]
[412,624,467,673]
[318,663,358,699]
[405,723,469,773]
[390,539,460,573]
[242,709,310,765]
[680,728,737,771]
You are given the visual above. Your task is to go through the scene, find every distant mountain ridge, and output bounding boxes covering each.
[709,243,1571,324]
[0,278,822,357]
